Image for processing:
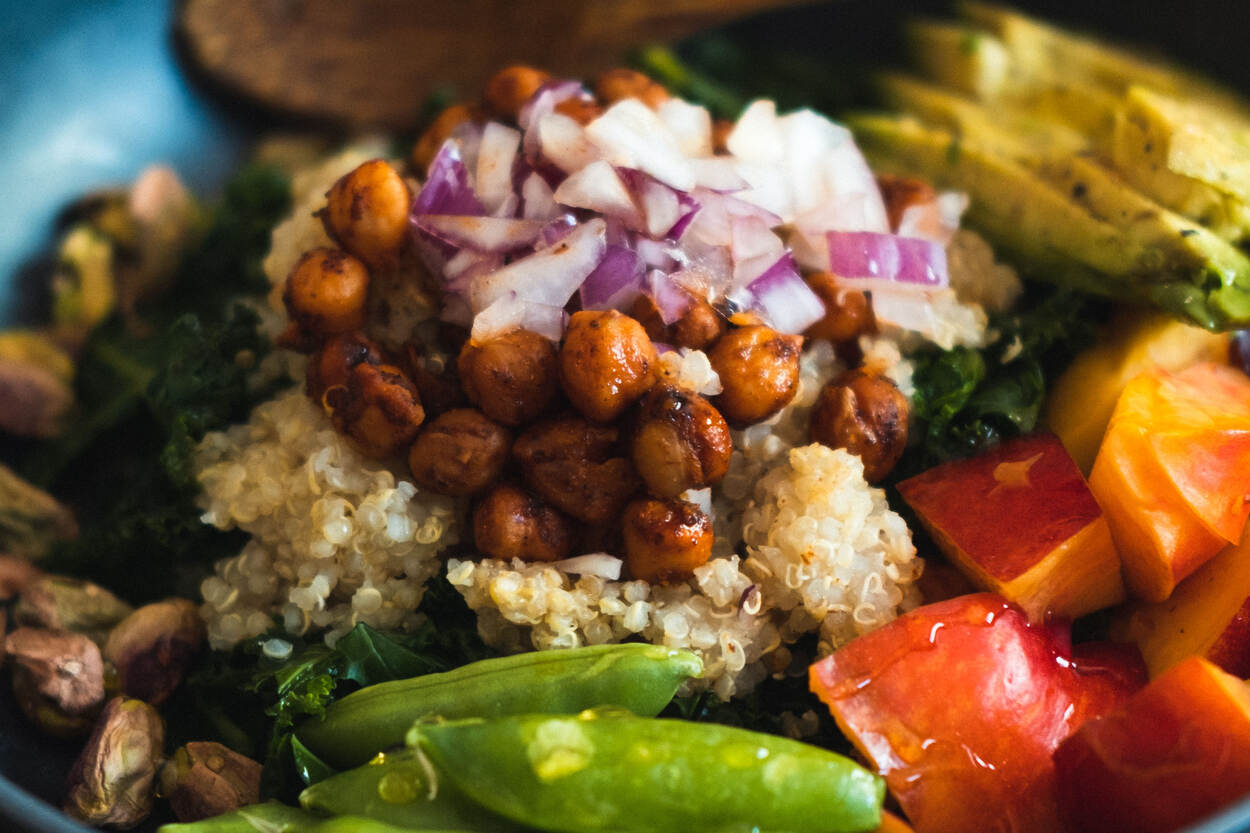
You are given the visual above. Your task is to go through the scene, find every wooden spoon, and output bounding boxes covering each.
[178,0,815,129]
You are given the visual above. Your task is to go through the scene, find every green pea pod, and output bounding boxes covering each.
[298,644,703,769]
[156,801,315,833]
[289,818,478,833]
[411,711,885,833]
[299,750,532,833]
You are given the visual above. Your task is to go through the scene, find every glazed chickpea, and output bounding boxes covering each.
[628,295,726,351]
[399,344,465,420]
[804,272,874,344]
[876,174,938,230]
[322,160,412,269]
[560,310,658,423]
[408,409,510,497]
[412,103,475,172]
[810,369,909,483]
[594,68,668,109]
[483,65,551,120]
[706,325,802,427]
[473,483,575,562]
[622,497,713,584]
[283,248,371,340]
[513,415,641,525]
[326,363,425,459]
[631,385,732,498]
[458,330,560,426]
[306,331,382,403]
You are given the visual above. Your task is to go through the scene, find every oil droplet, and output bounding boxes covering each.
[721,742,769,769]
[377,767,424,805]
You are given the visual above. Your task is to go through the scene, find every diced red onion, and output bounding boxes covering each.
[730,214,786,290]
[740,253,826,334]
[868,285,941,335]
[471,291,567,343]
[443,249,504,295]
[540,213,577,245]
[448,120,484,174]
[535,113,599,174]
[414,140,484,216]
[553,161,643,228]
[548,553,623,580]
[580,245,645,310]
[653,341,677,354]
[475,122,522,216]
[657,98,713,157]
[413,215,545,253]
[469,218,607,313]
[520,171,559,220]
[896,191,968,245]
[519,79,591,131]
[647,268,693,325]
[690,157,749,193]
[825,231,949,289]
[635,238,678,271]
[585,99,696,191]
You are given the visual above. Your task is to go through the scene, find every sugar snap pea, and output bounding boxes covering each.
[410,711,885,833]
[298,750,531,833]
[156,801,316,832]
[297,643,703,769]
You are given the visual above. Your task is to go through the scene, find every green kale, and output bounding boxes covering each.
[899,284,1104,475]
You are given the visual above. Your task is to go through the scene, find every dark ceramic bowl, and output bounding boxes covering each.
[2,1,1249,831]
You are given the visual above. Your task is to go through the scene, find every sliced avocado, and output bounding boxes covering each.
[847,113,1250,330]
[905,19,1011,100]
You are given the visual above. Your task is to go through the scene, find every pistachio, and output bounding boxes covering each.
[0,553,43,601]
[7,627,105,738]
[0,463,78,560]
[159,741,262,822]
[16,575,133,646]
[104,599,205,705]
[64,696,165,829]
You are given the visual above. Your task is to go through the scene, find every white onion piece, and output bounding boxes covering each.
[519,79,589,130]
[896,190,969,245]
[469,218,607,313]
[585,99,696,191]
[640,177,681,238]
[730,214,786,290]
[471,291,567,343]
[520,172,558,220]
[657,98,713,157]
[553,161,643,228]
[727,100,785,164]
[680,487,713,516]
[449,120,483,175]
[580,245,645,310]
[548,553,623,580]
[690,157,748,192]
[869,285,941,336]
[826,231,949,289]
[475,123,522,216]
[413,215,545,253]
[536,113,599,173]
[740,254,826,334]
[443,249,504,295]
[635,238,678,271]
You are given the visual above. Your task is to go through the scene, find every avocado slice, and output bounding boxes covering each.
[848,113,1250,330]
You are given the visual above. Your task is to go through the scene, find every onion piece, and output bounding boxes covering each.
[553,161,643,228]
[585,99,696,191]
[739,253,826,334]
[414,140,484,216]
[475,122,522,216]
[471,291,567,343]
[868,285,941,335]
[730,214,787,290]
[520,172,559,220]
[647,268,694,325]
[535,113,600,174]
[548,553,623,580]
[519,79,591,131]
[657,98,713,157]
[580,245,645,310]
[469,218,607,313]
[690,157,749,192]
[413,215,545,253]
[826,230,949,289]
[896,190,969,245]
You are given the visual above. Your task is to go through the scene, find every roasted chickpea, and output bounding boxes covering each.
[803,272,874,344]
[622,497,713,584]
[706,325,802,427]
[326,363,425,459]
[283,248,371,339]
[484,65,551,120]
[810,369,909,483]
[458,330,560,426]
[876,174,938,231]
[398,344,465,420]
[412,103,475,173]
[712,119,735,154]
[473,483,575,562]
[513,415,641,525]
[306,332,382,403]
[594,68,668,109]
[560,310,658,423]
[631,385,732,498]
[322,160,412,269]
[628,295,726,351]
[554,97,603,125]
[408,409,510,497]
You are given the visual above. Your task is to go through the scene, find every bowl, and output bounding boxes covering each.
[2,1,1249,831]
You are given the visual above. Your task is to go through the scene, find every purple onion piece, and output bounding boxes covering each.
[413,141,485,217]
[579,245,645,310]
[826,230,948,288]
[646,269,694,325]
[744,253,826,335]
